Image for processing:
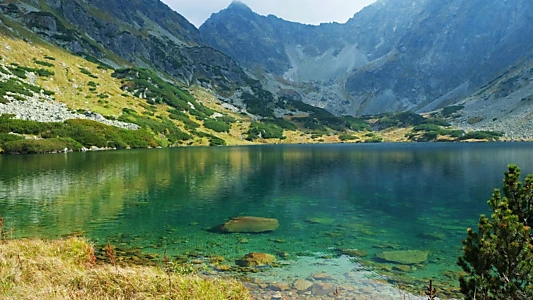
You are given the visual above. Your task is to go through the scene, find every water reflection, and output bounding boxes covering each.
[2,143,533,297]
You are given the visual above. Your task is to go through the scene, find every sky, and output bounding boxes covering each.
[161,0,377,28]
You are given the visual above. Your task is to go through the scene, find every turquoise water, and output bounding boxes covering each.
[2,143,533,297]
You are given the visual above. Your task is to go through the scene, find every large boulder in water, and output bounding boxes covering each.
[211,216,279,233]
[375,250,428,265]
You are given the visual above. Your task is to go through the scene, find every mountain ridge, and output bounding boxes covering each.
[0,0,530,154]
[200,0,533,124]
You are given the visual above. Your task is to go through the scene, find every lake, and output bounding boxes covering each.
[2,143,533,299]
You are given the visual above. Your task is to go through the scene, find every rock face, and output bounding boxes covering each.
[236,252,276,267]
[200,0,533,116]
[375,250,429,265]
[212,217,279,233]
[1,0,250,93]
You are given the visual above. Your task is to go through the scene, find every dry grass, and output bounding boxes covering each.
[0,238,251,300]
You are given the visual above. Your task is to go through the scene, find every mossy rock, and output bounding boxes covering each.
[392,265,412,272]
[375,250,428,265]
[211,216,279,233]
[235,252,276,267]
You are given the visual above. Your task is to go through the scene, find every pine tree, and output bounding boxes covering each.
[458,165,533,299]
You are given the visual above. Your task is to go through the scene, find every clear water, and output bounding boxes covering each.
[2,143,533,298]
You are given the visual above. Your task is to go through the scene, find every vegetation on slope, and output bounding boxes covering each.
[0,115,159,154]
[0,27,507,155]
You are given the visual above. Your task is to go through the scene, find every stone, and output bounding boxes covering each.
[392,265,412,272]
[310,273,334,281]
[216,264,232,271]
[339,249,368,257]
[236,252,276,267]
[209,256,225,263]
[212,216,279,233]
[268,282,290,291]
[305,217,335,225]
[418,232,445,241]
[310,282,336,296]
[293,279,313,291]
[375,250,429,265]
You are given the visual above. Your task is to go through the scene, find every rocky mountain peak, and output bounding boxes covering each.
[227,1,253,12]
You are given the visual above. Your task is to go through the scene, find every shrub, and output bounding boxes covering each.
[34,60,54,68]
[36,68,54,77]
[460,131,503,141]
[203,119,230,133]
[0,133,25,144]
[442,105,464,117]
[2,138,82,154]
[339,134,357,141]
[247,122,284,140]
[458,165,533,299]
[343,116,371,132]
[264,118,297,131]
[168,111,200,130]
[209,136,226,146]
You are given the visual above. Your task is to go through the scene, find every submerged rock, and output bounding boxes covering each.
[339,249,368,258]
[236,252,276,267]
[293,279,313,291]
[310,282,336,296]
[305,217,335,225]
[375,250,428,265]
[211,216,279,233]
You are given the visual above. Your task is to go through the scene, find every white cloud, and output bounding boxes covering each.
[162,0,376,28]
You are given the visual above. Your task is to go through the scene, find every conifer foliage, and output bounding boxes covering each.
[458,165,533,299]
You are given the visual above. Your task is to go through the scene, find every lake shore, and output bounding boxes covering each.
[0,237,451,300]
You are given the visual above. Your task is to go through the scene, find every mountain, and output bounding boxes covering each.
[0,0,527,153]
[200,0,533,121]
[1,0,250,92]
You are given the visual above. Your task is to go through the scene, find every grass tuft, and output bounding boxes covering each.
[0,238,250,299]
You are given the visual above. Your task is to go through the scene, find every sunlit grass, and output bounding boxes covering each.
[0,238,251,300]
